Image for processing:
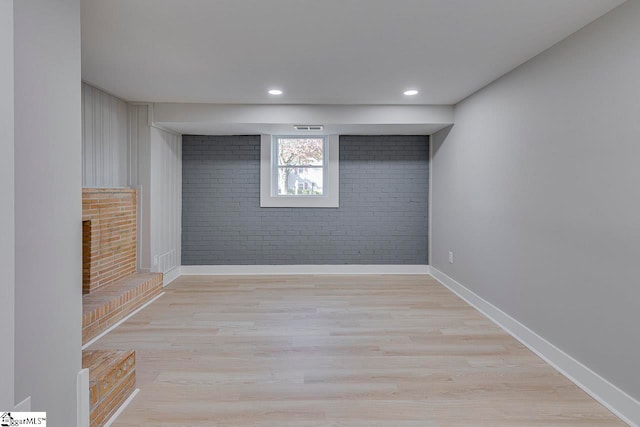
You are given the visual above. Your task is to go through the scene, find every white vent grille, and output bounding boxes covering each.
[157,250,177,274]
[294,125,324,131]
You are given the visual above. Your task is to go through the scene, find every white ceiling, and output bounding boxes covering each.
[81,0,624,105]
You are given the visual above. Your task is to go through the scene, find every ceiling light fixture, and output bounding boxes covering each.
[404,89,419,96]
[268,89,283,95]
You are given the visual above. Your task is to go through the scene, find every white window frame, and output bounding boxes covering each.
[260,134,339,208]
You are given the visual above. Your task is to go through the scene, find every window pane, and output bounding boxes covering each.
[277,138,323,166]
[277,167,323,195]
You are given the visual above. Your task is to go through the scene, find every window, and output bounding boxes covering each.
[275,136,324,196]
[260,134,339,207]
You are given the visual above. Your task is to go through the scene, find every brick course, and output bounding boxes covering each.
[82,272,163,344]
[83,349,136,427]
[82,188,137,294]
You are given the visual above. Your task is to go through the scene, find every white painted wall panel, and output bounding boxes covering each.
[0,0,15,410]
[150,127,182,276]
[82,83,129,187]
[14,0,82,422]
[130,105,152,271]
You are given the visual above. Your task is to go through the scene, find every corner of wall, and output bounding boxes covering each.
[429,267,640,426]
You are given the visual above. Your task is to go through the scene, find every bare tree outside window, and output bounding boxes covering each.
[276,138,324,195]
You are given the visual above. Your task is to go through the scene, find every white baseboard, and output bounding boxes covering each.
[103,388,139,427]
[77,368,90,427]
[163,266,180,286]
[430,267,640,427]
[14,396,30,411]
[180,264,430,276]
[82,292,165,350]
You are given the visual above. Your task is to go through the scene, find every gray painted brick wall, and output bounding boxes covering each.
[182,135,429,265]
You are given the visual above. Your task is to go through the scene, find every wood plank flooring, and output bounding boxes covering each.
[89,275,625,426]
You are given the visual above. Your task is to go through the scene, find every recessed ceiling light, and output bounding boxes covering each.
[268,89,283,95]
[404,89,419,96]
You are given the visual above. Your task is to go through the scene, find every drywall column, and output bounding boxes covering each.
[149,127,182,277]
[128,105,182,277]
[14,0,82,423]
[129,105,152,271]
[0,0,14,410]
[431,0,640,415]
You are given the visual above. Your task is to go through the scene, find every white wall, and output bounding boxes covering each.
[127,105,182,275]
[82,83,129,187]
[129,105,152,271]
[150,127,181,276]
[432,0,640,414]
[0,0,14,410]
[14,0,82,422]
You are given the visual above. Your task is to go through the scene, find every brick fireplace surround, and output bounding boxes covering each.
[81,188,163,427]
[82,188,137,294]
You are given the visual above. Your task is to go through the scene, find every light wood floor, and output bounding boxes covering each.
[91,275,625,426]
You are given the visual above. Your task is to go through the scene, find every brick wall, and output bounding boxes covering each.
[82,188,137,293]
[182,135,429,265]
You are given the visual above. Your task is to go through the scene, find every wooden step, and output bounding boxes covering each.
[83,272,163,345]
[83,349,136,427]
